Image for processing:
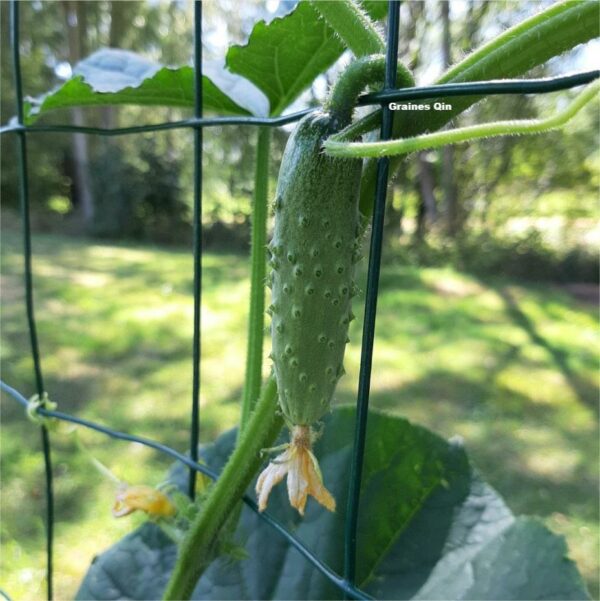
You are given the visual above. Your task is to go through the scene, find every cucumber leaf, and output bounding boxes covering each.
[226,2,343,117]
[23,49,259,124]
[226,1,387,116]
[76,407,588,600]
[23,0,386,123]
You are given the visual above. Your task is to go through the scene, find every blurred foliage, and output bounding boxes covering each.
[90,135,189,242]
[1,0,597,263]
[0,0,288,245]
[389,229,599,283]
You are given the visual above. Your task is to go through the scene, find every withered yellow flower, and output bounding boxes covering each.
[256,425,335,516]
[112,484,176,518]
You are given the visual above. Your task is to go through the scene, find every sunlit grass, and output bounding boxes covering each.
[1,231,597,599]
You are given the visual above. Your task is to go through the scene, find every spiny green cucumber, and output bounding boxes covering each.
[269,55,413,428]
[257,55,414,515]
[268,111,362,426]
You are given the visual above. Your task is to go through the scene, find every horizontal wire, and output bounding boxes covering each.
[0,380,371,601]
[2,380,220,476]
[359,69,599,103]
[0,109,313,136]
[0,70,596,137]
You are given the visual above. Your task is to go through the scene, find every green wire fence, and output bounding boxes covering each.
[1,0,598,599]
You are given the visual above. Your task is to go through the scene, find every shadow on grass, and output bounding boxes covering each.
[495,285,598,416]
[365,374,597,521]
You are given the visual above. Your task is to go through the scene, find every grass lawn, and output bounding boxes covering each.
[1,231,598,600]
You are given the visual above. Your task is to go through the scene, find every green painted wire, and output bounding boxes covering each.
[188,0,203,502]
[10,2,54,599]
[0,379,370,600]
[0,111,314,136]
[360,70,599,103]
[0,72,597,138]
[343,0,400,590]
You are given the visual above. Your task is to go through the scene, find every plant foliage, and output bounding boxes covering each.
[77,408,588,601]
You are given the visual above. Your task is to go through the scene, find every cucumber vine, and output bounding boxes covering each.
[162,2,598,599]
[325,80,599,158]
[309,0,385,57]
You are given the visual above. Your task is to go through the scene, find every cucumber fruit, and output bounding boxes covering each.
[268,111,362,426]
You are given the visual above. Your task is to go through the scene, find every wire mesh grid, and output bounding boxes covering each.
[1,1,598,599]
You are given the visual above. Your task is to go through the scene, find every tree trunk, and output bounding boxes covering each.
[440,0,458,236]
[63,1,95,228]
[101,1,130,130]
[71,110,94,224]
[415,153,437,241]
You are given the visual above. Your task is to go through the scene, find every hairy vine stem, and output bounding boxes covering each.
[163,377,282,600]
[325,81,599,158]
[326,54,414,127]
[309,0,384,57]
[239,127,271,433]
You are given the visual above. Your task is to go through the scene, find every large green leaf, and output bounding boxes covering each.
[23,49,261,124]
[226,1,387,116]
[76,408,588,600]
[23,2,387,123]
[225,2,344,117]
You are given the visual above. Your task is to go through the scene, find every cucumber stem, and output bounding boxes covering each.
[308,0,385,58]
[326,55,414,128]
[163,377,282,600]
[240,127,271,434]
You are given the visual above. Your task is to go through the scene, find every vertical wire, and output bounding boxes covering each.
[10,1,54,598]
[188,0,203,499]
[344,0,400,590]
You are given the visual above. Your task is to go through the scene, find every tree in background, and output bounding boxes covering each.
[1,2,69,219]
[440,0,457,236]
[63,0,94,226]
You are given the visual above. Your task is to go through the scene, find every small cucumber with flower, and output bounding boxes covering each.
[257,55,414,515]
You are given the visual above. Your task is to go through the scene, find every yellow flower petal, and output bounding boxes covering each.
[287,449,308,515]
[256,425,336,515]
[305,452,336,512]
[112,484,176,518]
[256,447,292,512]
